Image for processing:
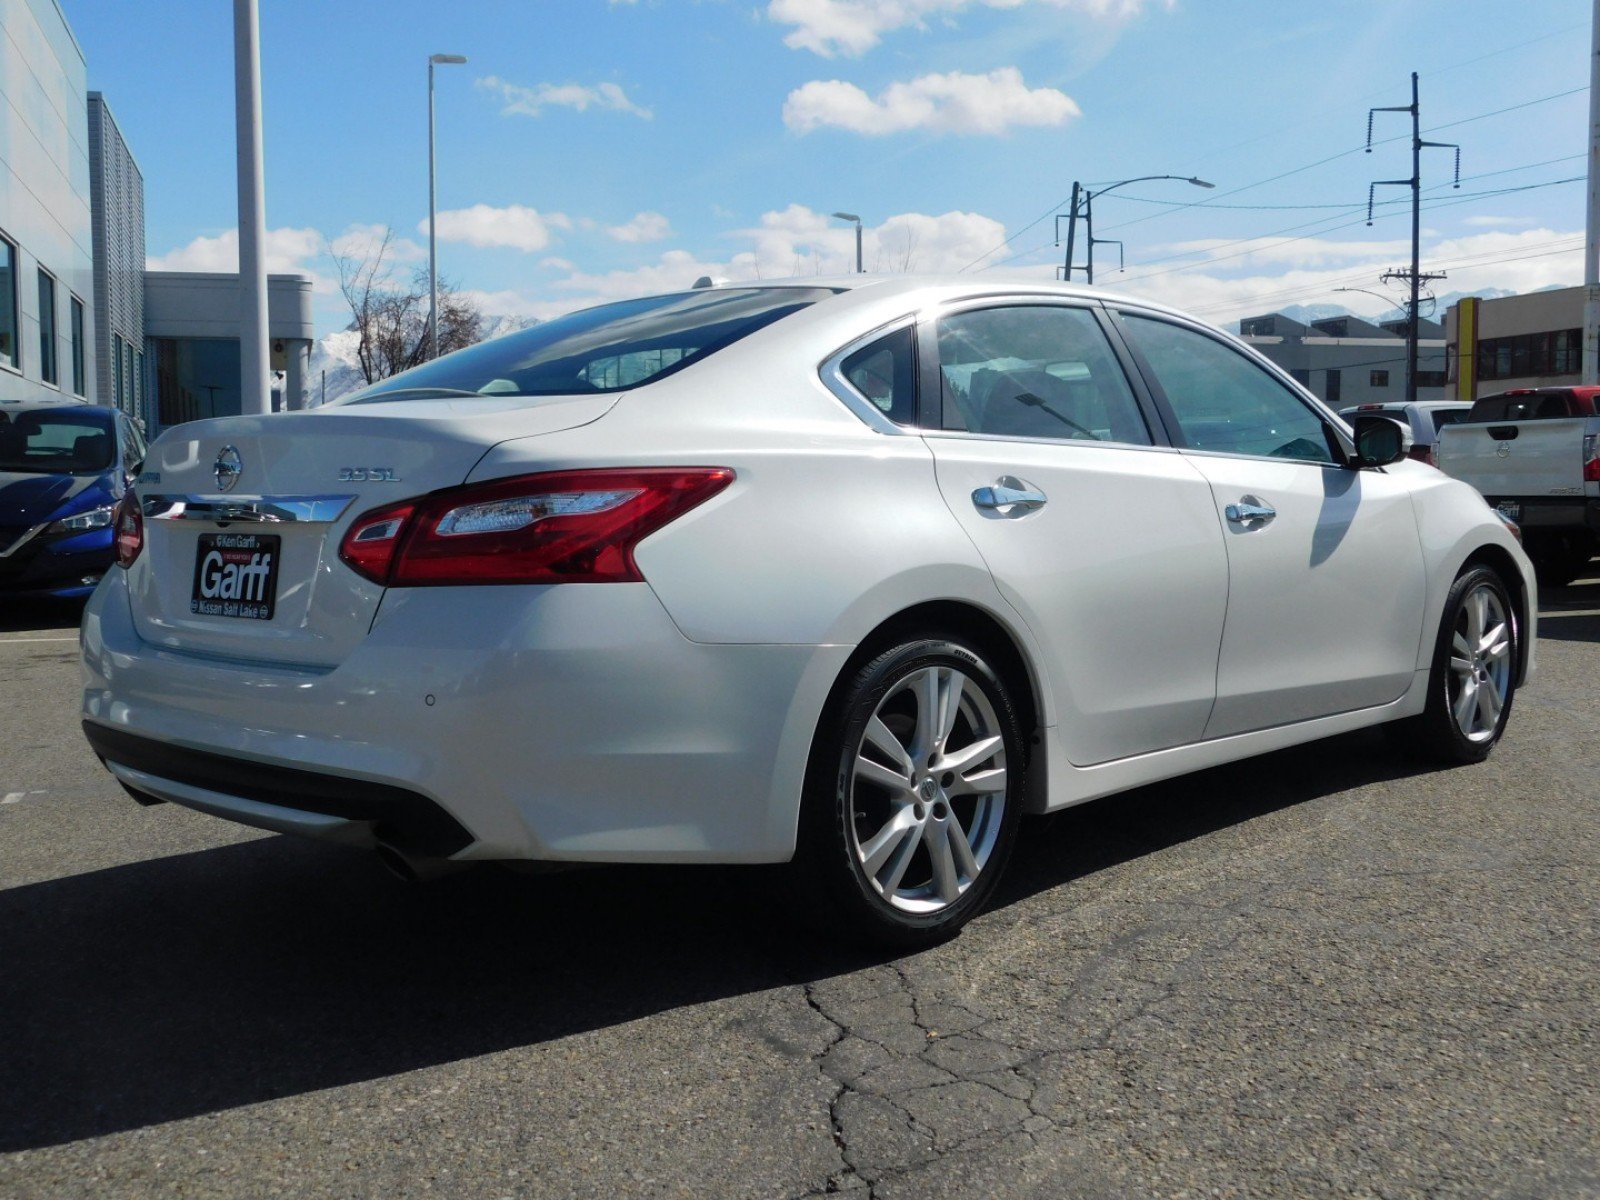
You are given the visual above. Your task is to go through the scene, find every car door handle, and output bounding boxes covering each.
[973,483,1048,511]
[1225,497,1276,527]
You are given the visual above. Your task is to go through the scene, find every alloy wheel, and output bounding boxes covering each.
[1447,582,1513,743]
[847,664,1008,914]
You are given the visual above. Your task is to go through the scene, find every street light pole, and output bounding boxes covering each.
[233,0,269,415]
[428,53,467,361]
[1061,175,1213,283]
[831,212,863,273]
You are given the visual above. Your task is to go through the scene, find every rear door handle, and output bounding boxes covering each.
[1225,497,1276,527]
[973,483,1048,511]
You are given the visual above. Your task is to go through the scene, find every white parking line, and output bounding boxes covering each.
[2,791,46,805]
[0,636,78,644]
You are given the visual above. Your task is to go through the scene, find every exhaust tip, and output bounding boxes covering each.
[374,840,468,884]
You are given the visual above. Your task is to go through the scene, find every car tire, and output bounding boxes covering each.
[794,636,1025,947]
[1399,564,1518,765]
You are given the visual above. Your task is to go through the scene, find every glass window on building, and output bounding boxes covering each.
[37,270,58,386]
[70,296,86,396]
[113,334,124,408]
[0,236,17,370]
[150,337,243,431]
[134,349,144,420]
[1370,369,1390,387]
[1325,368,1341,406]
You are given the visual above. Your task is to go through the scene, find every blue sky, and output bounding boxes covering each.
[60,0,1594,340]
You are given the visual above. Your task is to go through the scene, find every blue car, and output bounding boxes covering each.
[0,400,145,601]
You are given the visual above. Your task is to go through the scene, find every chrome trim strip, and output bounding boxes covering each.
[0,521,49,558]
[818,315,920,436]
[142,494,357,525]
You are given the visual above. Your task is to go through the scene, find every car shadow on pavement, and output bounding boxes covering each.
[0,728,1447,1152]
[1538,575,1600,645]
[0,598,84,634]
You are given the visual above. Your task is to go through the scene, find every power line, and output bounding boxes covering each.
[1095,83,1586,238]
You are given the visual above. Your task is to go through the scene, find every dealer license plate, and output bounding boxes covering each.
[1493,500,1521,523]
[190,532,280,620]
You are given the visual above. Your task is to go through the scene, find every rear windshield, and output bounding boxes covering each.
[344,287,840,404]
[1469,392,1576,422]
[1431,409,1472,433]
[0,409,114,475]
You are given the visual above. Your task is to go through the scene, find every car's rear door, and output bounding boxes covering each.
[920,298,1228,766]
[1111,307,1427,738]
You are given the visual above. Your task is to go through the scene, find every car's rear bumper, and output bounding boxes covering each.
[81,570,851,863]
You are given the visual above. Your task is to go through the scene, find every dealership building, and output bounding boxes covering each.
[2,0,313,433]
[1444,286,1584,400]
[1236,312,1448,407]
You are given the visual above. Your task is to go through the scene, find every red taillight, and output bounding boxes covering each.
[337,468,734,586]
[1408,443,1437,468]
[1584,435,1600,482]
[113,489,143,568]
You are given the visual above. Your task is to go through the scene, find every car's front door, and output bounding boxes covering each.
[921,300,1229,766]
[1113,309,1428,738]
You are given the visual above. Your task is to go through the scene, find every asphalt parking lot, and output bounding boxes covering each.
[1,575,1597,1200]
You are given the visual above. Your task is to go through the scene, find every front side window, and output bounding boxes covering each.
[347,287,840,403]
[934,305,1150,444]
[37,269,57,385]
[0,410,115,474]
[1121,313,1335,464]
[0,237,16,369]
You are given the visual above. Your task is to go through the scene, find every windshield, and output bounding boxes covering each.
[0,409,115,475]
[343,287,841,404]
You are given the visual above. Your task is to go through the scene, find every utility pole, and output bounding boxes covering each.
[1060,182,1080,280]
[1584,0,1600,384]
[1367,72,1459,404]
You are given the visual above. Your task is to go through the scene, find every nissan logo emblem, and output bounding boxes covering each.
[1496,443,1511,459]
[214,445,244,492]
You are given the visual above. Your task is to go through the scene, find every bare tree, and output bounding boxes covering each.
[333,227,484,385]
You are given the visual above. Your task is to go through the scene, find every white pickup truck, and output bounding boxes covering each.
[1436,386,1600,587]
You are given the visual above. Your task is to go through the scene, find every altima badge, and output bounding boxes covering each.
[214,446,244,492]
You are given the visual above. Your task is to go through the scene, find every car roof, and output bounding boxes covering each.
[0,398,108,417]
[695,272,1202,324]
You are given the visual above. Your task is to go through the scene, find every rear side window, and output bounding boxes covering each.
[841,326,917,426]
[1121,313,1335,464]
[934,305,1151,444]
[1468,392,1577,422]
[347,287,840,403]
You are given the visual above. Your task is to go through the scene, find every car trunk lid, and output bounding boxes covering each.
[124,395,615,667]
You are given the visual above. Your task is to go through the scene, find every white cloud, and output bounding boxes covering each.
[147,226,324,275]
[769,0,1161,57]
[1103,227,1585,328]
[424,204,573,252]
[606,211,674,243]
[1144,234,1414,272]
[784,67,1079,135]
[328,222,426,264]
[146,225,347,295]
[1462,215,1538,229]
[477,75,652,120]
[459,205,1009,323]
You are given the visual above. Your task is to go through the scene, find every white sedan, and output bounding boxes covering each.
[81,277,1535,944]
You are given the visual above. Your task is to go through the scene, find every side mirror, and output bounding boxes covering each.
[1349,415,1411,468]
